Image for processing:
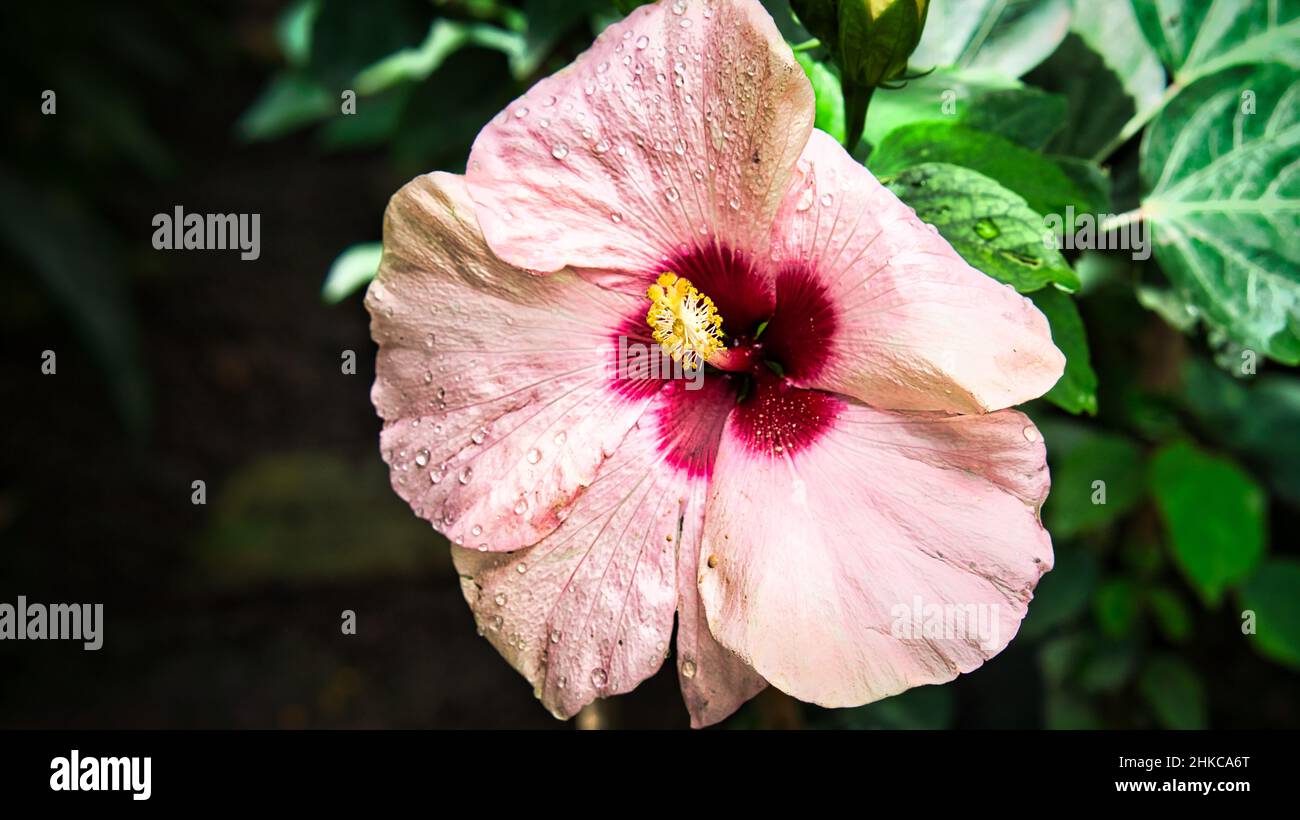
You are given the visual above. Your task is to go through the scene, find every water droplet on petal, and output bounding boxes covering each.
[514,498,528,515]
[591,668,608,687]
[682,659,697,679]
[553,431,567,445]
[526,447,542,464]
[414,448,430,467]
[664,187,680,203]
[636,34,649,49]
[494,592,508,607]
[516,562,528,574]
[458,466,473,484]
[471,524,483,537]
[550,629,562,643]
[1023,426,1040,442]
[551,144,569,160]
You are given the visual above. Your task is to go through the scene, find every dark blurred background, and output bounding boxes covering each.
[0,0,1296,729]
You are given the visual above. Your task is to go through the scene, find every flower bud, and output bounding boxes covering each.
[790,0,930,149]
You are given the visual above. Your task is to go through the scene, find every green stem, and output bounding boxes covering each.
[843,83,875,154]
[792,38,821,53]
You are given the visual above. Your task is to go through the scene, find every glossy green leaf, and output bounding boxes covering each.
[1239,558,1300,670]
[958,86,1067,150]
[885,162,1079,292]
[1141,63,1300,364]
[1150,441,1267,605]
[1029,287,1098,415]
[864,68,1022,147]
[871,122,1108,217]
[1131,0,1300,84]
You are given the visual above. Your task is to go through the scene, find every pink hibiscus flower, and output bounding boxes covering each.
[366,0,1065,727]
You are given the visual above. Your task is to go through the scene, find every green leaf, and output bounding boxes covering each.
[871,122,1107,217]
[1043,426,1144,537]
[306,0,432,90]
[795,52,847,144]
[1029,287,1099,415]
[958,86,1067,150]
[864,68,1022,147]
[237,73,335,142]
[1150,441,1267,605]
[885,162,1079,292]
[1180,358,1300,508]
[1146,585,1193,643]
[1239,559,1300,670]
[1141,63,1300,364]
[322,242,383,304]
[1027,1,1165,159]
[1131,0,1300,85]
[911,0,1070,77]
[1094,577,1141,638]
[277,0,322,69]
[1138,654,1208,729]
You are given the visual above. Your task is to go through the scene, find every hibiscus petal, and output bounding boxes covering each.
[453,379,749,721]
[675,480,767,727]
[367,172,651,551]
[769,130,1064,413]
[698,385,1053,708]
[465,0,814,274]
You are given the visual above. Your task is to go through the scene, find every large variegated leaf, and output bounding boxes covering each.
[1140,62,1300,363]
[1131,0,1300,84]
[911,0,1071,78]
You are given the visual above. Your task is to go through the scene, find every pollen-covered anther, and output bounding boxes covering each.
[645,272,724,369]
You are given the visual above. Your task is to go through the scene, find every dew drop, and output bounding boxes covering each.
[681,659,697,679]
[471,426,488,445]
[516,562,528,574]
[820,193,834,207]
[553,431,567,445]
[513,107,528,119]
[591,668,609,687]
[514,498,528,515]
[664,186,680,203]
[471,524,483,537]
[636,34,649,49]
[526,447,542,464]
[458,466,473,484]
[414,448,430,467]
[550,629,562,644]
[1023,426,1040,443]
[594,139,611,154]
[551,144,569,160]
[494,592,508,607]
[489,615,503,631]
